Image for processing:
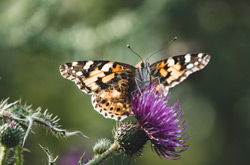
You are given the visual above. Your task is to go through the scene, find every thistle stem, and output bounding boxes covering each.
[15,146,23,165]
[86,142,119,165]
[0,144,8,164]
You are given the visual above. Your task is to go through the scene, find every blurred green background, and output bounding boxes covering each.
[0,0,249,164]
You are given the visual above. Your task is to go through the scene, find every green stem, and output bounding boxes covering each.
[15,146,23,165]
[0,144,8,164]
[86,142,119,165]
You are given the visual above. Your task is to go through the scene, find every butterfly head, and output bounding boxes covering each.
[135,59,149,68]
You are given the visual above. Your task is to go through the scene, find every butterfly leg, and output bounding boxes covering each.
[131,88,139,96]
[135,78,143,94]
[130,78,142,96]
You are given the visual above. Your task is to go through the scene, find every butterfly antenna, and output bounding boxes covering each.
[147,37,178,60]
[127,44,143,61]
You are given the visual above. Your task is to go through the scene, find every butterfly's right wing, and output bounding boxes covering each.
[60,61,137,120]
[150,53,210,93]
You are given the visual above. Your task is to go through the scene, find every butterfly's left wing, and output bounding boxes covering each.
[60,60,137,120]
[150,53,210,93]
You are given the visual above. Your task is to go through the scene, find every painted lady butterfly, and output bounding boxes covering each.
[60,53,210,120]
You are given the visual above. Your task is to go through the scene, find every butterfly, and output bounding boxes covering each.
[60,53,210,121]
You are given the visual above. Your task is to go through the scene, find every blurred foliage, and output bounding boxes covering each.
[0,0,249,164]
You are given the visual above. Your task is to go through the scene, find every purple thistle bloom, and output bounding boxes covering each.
[131,83,189,159]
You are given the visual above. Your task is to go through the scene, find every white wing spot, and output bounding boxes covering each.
[72,62,78,66]
[64,65,68,69]
[198,53,203,58]
[76,72,83,76]
[184,54,191,63]
[168,58,175,66]
[101,62,113,71]
[186,64,194,69]
[83,61,94,70]
[194,61,199,65]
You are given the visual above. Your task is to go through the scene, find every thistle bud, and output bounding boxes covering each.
[0,121,24,148]
[93,138,112,155]
[113,122,148,157]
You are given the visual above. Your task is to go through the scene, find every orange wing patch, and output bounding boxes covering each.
[159,68,168,77]
[91,79,132,120]
[158,58,185,82]
[112,64,122,72]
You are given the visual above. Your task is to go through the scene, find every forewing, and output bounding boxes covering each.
[60,60,136,120]
[150,53,210,92]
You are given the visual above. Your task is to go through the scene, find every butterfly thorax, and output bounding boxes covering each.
[135,60,152,90]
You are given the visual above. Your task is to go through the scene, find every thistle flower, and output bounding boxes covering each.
[87,83,189,164]
[131,83,189,159]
